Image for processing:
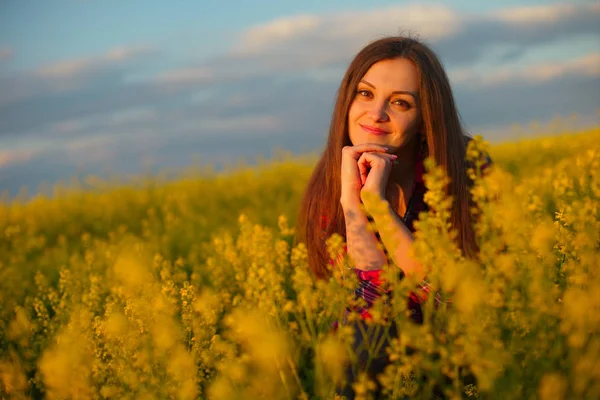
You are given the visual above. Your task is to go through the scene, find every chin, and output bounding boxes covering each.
[385,141,404,151]
[389,138,417,153]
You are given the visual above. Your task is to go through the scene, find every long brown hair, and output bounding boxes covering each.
[297,36,476,279]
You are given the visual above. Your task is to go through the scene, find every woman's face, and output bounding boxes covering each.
[347,58,422,153]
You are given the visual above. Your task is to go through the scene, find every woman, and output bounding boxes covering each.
[297,36,491,398]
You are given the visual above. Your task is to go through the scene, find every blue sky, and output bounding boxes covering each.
[1,0,599,197]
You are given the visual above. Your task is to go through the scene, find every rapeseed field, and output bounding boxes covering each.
[1,128,599,399]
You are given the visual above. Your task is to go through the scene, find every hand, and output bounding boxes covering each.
[358,151,397,200]
[340,144,396,207]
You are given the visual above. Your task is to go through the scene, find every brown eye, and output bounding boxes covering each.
[356,89,372,98]
[392,99,411,109]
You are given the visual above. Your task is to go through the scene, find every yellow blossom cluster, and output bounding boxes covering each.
[0,129,598,399]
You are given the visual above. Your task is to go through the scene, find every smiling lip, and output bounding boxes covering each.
[360,124,389,135]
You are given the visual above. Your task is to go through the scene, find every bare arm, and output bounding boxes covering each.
[341,199,388,271]
[346,149,426,281]
[362,195,426,282]
[338,144,397,271]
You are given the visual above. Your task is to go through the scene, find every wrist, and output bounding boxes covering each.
[360,191,390,214]
[360,189,386,204]
[340,195,361,211]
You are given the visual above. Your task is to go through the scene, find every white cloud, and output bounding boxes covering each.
[36,45,154,78]
[60,133,134,166]
[49,107,157,135]
[233,4,461,56]
[37,112,282,167]
[451,51,600,88]
[328,5,460,41]
[238,15,320,54]
[152,66,213,85]
[497,2,600,25]
[153,1,598,90]
[152,4,461,89]
[522,52,600,81]
[2,1,599,164]
[27,113,283,168]
[51,119,90,135]
[65,133,118,153]
[108,107,157,125]
[166,114,283,139]
[0,149,36,168]
[203,114,281,135]
[0,45,156,106]
[0,46,12,61]
[36,58,93,79]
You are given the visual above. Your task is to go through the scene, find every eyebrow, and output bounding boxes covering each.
[360,79,418,100]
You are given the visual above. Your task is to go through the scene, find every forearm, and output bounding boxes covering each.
[365,198,426,281]
[341,200,388,271]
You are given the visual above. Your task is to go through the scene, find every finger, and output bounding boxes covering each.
[359,151,397,159]
[358,151,395,168]
[378,153,398,159]
[356,152,398,170]
[357,154,369,186]
[353,143,391,153]
[342,144,391,160]
[359,152,398,164]
[358,157,368,186]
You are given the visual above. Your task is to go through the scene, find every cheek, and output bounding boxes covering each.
[398,112,421,131]
[407,116,420,131]
[347,103,363,144]
[347,101,361,122]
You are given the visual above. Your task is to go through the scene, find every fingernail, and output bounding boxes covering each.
[391,155,398,159]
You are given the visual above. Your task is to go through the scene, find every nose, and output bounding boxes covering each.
[366,101,389,122]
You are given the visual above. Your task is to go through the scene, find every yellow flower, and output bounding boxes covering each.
[316,335,348,385]
[538,373,567,400]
